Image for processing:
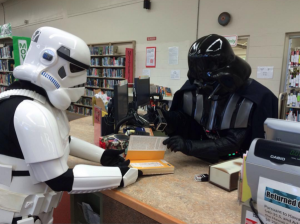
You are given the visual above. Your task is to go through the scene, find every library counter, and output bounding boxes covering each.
[68,116,241,224]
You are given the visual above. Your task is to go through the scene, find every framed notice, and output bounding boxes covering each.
[146,47,156,68]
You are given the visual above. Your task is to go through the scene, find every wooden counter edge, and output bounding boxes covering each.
[102,189,185,224]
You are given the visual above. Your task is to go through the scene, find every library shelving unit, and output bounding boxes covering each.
[0,36,31,94]
[68,40,135,116]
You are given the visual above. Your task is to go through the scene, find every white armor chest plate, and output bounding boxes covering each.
[42,100,70,142]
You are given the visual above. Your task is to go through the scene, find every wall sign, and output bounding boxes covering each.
[257,66,274,79]
[224,35,238,47]
[147,37,156,41]
[146,47,156,68]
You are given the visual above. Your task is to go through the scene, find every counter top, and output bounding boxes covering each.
[68,116,241,224]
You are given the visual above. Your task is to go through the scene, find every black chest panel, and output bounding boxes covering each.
[0,96,32,159]
[183,91,253,131]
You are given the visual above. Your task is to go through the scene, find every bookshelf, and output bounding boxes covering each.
[68,40,135,116]
[0,36,31,94]
[0,37,15,93]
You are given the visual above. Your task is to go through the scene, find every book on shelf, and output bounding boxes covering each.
[0,73,14,85]
[102,57,125,66]
[126,136,174,175]
[89,45,118,56]
[68,105,92,116]
[0,46,13,58]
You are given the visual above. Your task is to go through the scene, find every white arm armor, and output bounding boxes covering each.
[70,165,139,193]
[70,136,104,163]
[14,100,69,183]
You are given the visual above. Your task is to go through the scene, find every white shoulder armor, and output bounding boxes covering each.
[14,100,66,163]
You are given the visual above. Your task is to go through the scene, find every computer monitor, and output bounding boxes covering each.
[114,81,128,126]
[134,77,150,107]
[264,118,300,145]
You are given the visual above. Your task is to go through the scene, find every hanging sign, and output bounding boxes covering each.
[224,35,238,47]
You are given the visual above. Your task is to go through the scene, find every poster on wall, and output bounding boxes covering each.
[171,70,180,79]
[257,66,273,79]
[169,47,178,65]
[146,47,156,68]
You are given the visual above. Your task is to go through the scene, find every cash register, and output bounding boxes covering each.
[243,118,300,223]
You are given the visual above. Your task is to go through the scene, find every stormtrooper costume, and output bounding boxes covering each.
[0,27,139,224]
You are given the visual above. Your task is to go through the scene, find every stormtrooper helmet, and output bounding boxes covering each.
[14,27,90,110]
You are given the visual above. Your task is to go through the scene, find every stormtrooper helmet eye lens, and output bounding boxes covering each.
[70,63,85,73]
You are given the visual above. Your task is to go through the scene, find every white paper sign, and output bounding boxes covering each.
[146,47,156,67]
[142,69,151,77]
[171,70,180,80]
[224,35,238,47]
[169,47,178,65]
[245,210,259,224]
[257,177,300,224]
[257,66,274,79]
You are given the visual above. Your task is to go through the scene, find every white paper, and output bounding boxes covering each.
[257,177,300,224]
[131,162,164,168]
[171,70,180,80]
[245,210,259,224]
[128,136,168,151]
[142,69,151,77]
[257,66,274,79]
[146,48,155,67]
[168,47,178,65]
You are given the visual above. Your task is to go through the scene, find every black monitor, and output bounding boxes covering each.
[114,82,128,126]
[134,77,150,107]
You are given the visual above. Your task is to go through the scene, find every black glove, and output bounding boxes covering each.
[119,167,143,187]
[100,149,130,167]
[163,136,191,155]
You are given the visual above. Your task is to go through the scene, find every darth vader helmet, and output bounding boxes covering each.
[188,34,251,99]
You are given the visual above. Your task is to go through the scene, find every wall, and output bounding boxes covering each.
[198,0,300,96]
[3,0,300,96]
[1,0,199,93]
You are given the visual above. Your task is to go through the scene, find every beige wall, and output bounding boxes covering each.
[3,0,300,96]
[2,0,198,94]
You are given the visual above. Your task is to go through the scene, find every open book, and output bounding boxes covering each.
[126,136,174,175]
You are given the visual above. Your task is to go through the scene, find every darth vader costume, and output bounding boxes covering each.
[162,34,278,163]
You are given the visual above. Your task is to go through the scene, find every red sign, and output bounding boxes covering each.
[147,37,156,41]
[125,48,134,87]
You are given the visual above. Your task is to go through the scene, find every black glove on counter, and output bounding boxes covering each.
[100,149,130,167]
[163,129,247,163]
[163,136,191,155]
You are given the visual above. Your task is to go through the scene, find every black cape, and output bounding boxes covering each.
[170,78,278,143]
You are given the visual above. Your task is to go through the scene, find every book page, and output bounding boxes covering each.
[131,162,164,168]
[128,136,168,151]
[213,158,243,174]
